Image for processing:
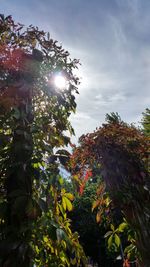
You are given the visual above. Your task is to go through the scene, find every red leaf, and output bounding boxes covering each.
[84,169,92,182]
[79,184,85,195]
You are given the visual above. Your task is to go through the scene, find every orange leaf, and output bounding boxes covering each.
[96,211,101,223]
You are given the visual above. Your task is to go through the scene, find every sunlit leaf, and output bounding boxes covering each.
[118,222,128,232]
[108,235,113,249]
[110,224,115,231]
[96,211,101,223]
[92,200,100,211]
[114,234,120,247]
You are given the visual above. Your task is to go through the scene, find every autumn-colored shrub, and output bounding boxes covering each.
[70,114,150,267]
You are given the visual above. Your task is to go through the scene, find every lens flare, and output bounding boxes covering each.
[54,75,66,89]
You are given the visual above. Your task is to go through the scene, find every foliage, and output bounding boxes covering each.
[31,177,86,267]
[69,179,114,267]
[69,113,150,267]
[0,14,86,266]
[141,108,150,137]
[92,180,111,225]
[105,220,138,266]
[105,112,122,124]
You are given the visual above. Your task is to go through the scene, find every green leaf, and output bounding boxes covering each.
[63,197,73,211]
[114,234,120,247]
[110,224,115,231]
[59,176,64,185]
[43,236,49,243]
[62,196,67,210]
[58,204,65,216]
[65,193,74,201]
[35,245,40,254]
[108,235,113,249]
[118,222,127,232]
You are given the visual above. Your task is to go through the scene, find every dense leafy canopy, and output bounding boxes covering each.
[69,113,150,267]
[0,15,86,267]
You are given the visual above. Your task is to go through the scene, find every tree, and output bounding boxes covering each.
[0,15,86,266]
[69,113,150,267]
[141,108,150,137]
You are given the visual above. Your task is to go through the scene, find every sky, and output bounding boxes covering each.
[1,0,150,140]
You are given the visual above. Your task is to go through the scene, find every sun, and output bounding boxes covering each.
[54,75,66,89]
